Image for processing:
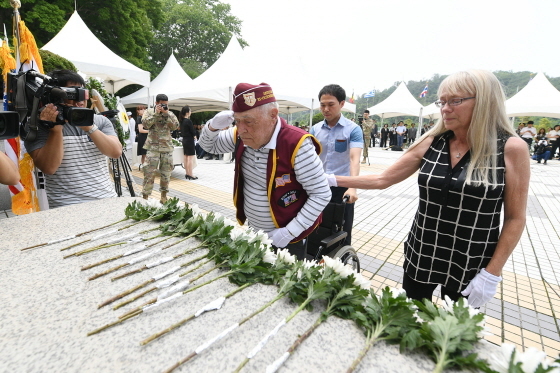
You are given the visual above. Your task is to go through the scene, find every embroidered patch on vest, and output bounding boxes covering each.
[278,190,300,207]
[275,174,291,187]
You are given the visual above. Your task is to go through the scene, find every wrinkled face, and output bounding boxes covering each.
[234,106,278,149]
[439,89,475,132]
[320,94,344,124]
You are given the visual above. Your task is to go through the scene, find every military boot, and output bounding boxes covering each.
[160,192,167,204]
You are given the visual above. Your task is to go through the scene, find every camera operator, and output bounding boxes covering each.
[0,152,19,185]
[24,70,122,208]
[141,94,179,203]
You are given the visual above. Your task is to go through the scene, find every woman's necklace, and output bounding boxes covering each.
[452,140,469,159]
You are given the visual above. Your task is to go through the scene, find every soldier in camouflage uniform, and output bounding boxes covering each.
[361,110,376,163]
[141,94,180,203]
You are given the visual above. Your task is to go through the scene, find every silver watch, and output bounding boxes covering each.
[86,124,98,135]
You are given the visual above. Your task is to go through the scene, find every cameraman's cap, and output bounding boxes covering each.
[232,82,276,112]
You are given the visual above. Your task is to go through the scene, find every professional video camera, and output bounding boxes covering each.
[0,69,95,141]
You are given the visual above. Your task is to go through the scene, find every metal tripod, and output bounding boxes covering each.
[111,152,136,197]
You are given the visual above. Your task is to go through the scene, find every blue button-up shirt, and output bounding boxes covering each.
[310,115,363,176]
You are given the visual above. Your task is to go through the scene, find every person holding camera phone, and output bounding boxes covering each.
[141,94,179,203]
[24,70,122,208]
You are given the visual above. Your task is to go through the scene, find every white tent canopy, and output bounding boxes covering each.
[121,53,193,107]
[422,102,441,120]
[367,82,424,119]
[165,36,340,115]
[42,11,150,93]
[506,72,560,118]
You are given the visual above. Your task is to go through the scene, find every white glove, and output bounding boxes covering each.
[461,268,502,308]
[209,110,234,130]
[267,228,294,248]
[326,174,337,187]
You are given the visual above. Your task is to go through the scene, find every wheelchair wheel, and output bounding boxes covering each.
[332,245,360,272]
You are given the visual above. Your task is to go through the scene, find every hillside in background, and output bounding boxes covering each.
[288,71,560,129]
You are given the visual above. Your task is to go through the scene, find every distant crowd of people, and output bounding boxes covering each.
[517,121,560,164]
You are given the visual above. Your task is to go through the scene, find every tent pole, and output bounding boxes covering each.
[419,107,423,128]
[309,98,314,130]
[229,86,232,110]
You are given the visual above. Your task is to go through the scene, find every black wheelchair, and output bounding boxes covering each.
[305,196,361,271]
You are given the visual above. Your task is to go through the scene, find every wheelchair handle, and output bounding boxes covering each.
[343,195,350,203]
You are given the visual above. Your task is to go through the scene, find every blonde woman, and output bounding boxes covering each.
[328,70,530,307]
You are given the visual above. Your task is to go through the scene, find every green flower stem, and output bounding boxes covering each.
[432,344,449,373]
[181,270,231,296]
[179,257,211,275]
[81,254,123,271]
[118,265,224,320]
[113,286,157,310]
[87,309,143,337]
[232,299,309,373]
[98,280,153,309]
[20,217,129,251]
[347,320,391,373]
[164,292,286,373]
[59,239,90,252]
[89,235,179,282]
[89,263,128,281]
[286,316,322,353]
[180,254,209,269]
[141,283,252,346]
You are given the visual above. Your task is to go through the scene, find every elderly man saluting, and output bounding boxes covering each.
[199,83,331,259]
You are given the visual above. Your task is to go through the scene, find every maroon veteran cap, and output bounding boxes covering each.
[232,82,276,112]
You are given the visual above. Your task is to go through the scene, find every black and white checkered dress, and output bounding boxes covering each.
[403,130,511,293]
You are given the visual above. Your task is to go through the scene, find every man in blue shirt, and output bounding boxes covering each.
[310,84,363,245]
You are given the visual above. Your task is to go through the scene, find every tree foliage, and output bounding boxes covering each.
[39,49,76,73]
[0,0,164,71]
[149,0,248,77]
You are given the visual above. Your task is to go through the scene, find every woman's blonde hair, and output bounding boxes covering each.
[410,70,517,187]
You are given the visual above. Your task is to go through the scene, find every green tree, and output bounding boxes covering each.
[39,49,77,73]
[0,0,164,71]
[149,0,248,77]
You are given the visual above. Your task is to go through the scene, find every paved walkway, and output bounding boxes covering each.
[3,146,559,359]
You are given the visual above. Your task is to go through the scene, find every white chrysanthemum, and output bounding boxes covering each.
[442,295,455,314]
[322,256,353,278]
[263,250,277,264]
[490,344,553,373]
[352,272,371,289]
[413,310,424,323]
[518,347,550,372]
[302,259,316,269]
[276,249,296,265]
[190,204,207,218]
[389,287,406,298]
[244,230,258,243]
[256,230,273,248]
[340,264,355,279]
[223,218,237,228]
[229,227,247,242]
[142,198,162,208]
